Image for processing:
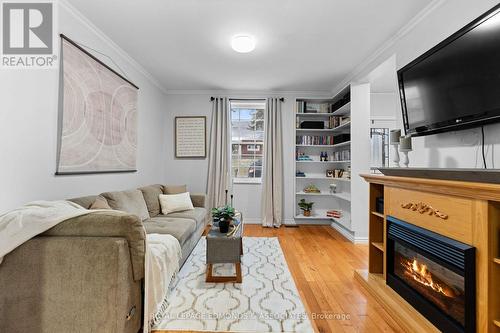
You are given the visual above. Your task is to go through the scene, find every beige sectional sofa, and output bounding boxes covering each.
[0,184,209,333]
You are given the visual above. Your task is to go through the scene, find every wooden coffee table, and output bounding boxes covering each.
[205,214,243,283]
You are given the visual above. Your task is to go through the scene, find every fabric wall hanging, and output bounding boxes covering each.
[56,34,139,175]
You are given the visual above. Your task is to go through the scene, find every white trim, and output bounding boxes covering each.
[354,236,369,244]
[164,89,333,97]
[330,221,355,243]
[331,0,446,94]
[58,0,168,94]
[243,218,262,225]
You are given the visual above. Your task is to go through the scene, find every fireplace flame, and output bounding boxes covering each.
[403,258,456,298]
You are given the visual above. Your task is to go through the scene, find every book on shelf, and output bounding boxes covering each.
[296,101,331,114]
[296,101,306,113]
[296,134,351,145]
[326,210,342,218]
[328,116,350,129]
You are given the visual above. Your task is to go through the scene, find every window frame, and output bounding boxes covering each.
[230,99,266,184]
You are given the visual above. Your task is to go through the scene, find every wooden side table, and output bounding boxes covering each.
[206,216,243,283]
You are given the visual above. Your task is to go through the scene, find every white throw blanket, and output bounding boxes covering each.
[0,200,96,264]
[146,234,182,330]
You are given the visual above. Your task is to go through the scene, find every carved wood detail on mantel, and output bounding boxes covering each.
[400,202,449,220]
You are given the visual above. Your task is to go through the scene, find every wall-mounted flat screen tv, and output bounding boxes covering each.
[398,4,500,137]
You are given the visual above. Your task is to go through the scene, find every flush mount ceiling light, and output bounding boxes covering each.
[231,34,256,53]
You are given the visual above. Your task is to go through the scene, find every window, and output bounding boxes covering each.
[231,100,265,183]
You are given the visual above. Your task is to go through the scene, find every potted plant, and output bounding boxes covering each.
[211,205,235,233]
[298,199,314,217]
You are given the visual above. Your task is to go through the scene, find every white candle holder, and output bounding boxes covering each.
[391,143,400,167]
[400,149,412,168]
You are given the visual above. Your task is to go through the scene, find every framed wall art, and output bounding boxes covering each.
[175,116,207,158]
[56,34,139,175]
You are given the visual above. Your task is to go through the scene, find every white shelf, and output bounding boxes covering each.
[331,102,351,116]
[296,160,350,164]
[332,141,351,148]
[294,214,331,220]
[332,122,351,132]
[296,176,350,181]
[295,141,350,148]
[296,128,337,132]
[296,192,351,201]
[294,208,346,221]
[296,145,337,148]
[295,113,332,117]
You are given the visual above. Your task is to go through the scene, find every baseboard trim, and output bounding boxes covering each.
[243,218,261,225]
[244,218,332,226]
[354,236,369,244]
[330,221,355,243]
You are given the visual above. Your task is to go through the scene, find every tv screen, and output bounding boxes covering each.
[398,5,500,136]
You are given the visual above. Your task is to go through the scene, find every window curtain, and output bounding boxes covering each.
[207,97,230,209]
[261,98,283,227]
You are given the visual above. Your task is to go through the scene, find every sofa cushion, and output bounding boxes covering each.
[164,184,187,194]
[166,207,207,229]
[138,184,164,217]
[189,193,207,208]
[143,217,195,246]
[68,195,98,209]
[89,196,112,210]
[101,189,150,221]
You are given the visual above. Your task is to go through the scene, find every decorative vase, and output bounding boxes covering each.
[218,219,231,233]
[391,143,400,167]
[303,210,311,217]
[400,149,411,168]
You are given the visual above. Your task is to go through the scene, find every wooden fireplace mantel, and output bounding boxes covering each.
[355,174,500,333]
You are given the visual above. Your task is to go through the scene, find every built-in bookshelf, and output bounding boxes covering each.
[294,86,352,230]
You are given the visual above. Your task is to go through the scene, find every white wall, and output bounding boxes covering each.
[0,2,169,213]
[338,0,500,169]
[163,91,331,222]
[350,84,371,241]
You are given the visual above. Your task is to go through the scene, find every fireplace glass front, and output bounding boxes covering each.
[386,216,475,333]
[393,242,465,326]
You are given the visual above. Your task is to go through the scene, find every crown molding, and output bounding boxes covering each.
[331,0,446,94]
[58,0,168,94]
[164,89,333,97]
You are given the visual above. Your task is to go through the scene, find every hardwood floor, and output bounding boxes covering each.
[154,225,404,333]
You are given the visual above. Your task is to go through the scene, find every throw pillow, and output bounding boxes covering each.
[89,196,112,210]
[159,192,194,215]
[100,189,150,221]
[164,184,187,194]
[139,184,164,217]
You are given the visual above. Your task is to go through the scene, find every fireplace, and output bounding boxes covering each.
[386,216,476,333]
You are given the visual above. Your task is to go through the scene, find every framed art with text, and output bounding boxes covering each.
[175,116,207,158]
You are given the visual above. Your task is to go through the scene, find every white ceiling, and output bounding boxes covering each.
[67,0,433,92]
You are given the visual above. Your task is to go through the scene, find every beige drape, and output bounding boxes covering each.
[207,97,230,209]
[261,98,283,227]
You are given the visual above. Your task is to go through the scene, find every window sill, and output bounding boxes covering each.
[233,178,262,185]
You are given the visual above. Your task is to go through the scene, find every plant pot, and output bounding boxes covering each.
[219,220,231,233]
[303,210,311,217]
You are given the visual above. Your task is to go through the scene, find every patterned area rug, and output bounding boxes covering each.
[153,237,314,332]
